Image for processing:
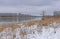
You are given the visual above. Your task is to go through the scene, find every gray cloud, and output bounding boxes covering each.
[0,0,55,6]
[0,0,60,16]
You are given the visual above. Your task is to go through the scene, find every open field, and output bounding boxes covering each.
[0,16,60,32]
[0,16,60,39]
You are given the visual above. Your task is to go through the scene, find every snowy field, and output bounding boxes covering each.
[0,22,60,39]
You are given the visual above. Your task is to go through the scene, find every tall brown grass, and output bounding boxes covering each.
[0,16,60,32]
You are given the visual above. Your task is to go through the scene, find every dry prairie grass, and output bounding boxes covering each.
[23,20,39,26]
[24,16,60,26]
[0,16,60,32]
[0,23,23,32]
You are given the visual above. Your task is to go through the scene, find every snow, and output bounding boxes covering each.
[0,22,60,39]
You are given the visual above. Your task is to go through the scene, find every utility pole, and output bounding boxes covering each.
[42,10,45,20]
[17,13,19,23]
[39,10,45,26]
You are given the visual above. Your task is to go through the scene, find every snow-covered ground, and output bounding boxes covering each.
[0,22,60,39]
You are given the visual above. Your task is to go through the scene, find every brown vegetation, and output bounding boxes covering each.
[24,16,60,26]
[0,16,60,32]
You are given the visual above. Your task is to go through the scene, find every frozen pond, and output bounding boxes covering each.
[0,17,42,24]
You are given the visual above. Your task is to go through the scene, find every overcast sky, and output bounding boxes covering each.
[0,0,60,16]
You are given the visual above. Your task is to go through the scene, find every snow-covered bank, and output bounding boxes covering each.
[0,22,60,39]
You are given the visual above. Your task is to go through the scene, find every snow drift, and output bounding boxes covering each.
[0,22,60,39]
